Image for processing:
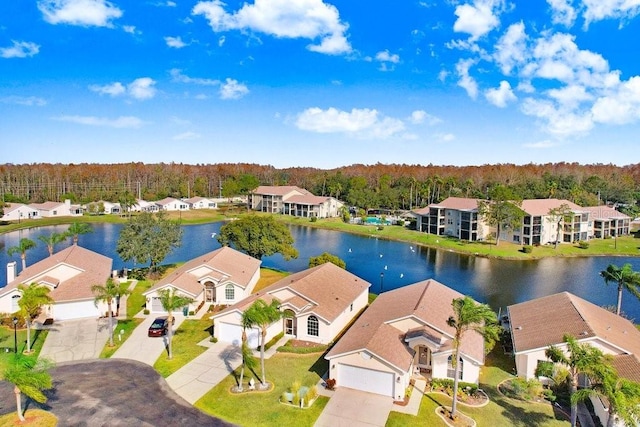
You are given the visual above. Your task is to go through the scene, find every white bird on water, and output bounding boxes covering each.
[211,232,217,238]
[379,253,383,258]
[384,265,388,270]
[348,248,352,253]
[400,273,404,278]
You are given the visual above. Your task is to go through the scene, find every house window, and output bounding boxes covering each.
[307,315,319,337]
[447,355,463,380]
[225,284,234,301]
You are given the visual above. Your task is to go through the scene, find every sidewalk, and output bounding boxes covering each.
[391,378,427,415]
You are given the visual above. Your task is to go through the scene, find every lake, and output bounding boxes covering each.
[1,222,640,321]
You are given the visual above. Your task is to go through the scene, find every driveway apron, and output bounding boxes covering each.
[314,388,394,427]
[38,318,112,363]
[112,315,185,365]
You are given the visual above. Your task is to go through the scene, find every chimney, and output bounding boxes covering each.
[7,261,17,284]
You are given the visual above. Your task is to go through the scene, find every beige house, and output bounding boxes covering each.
[1,203,40,222]
[0,245,113,321]
[212,262,370,349]
[143,246,261,314]
[29,200,83,218]
[583,205,631,239]
[325,279,486,401]
[248,185,343,218]
[413,197,489,241]
[155,197,189,212]
[183,196,218,210]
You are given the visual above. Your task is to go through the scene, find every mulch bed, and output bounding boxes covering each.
[286,339,322,348]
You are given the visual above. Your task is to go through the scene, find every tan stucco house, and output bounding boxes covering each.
[325,279,486,401]
[248,185,343,218]
[0,245,113,321]
[212,262,370,349]
[143,246,261,314]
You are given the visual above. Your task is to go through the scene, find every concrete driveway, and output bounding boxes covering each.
[314,388,394,427]
[38,318,112,363]
[111,314,185,365]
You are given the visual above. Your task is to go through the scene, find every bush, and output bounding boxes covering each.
[264,332,284,351]
[502,377,549,401]
[521,245,533,253]
[325,378,336,390]
[143,309,150,315]
[309,216,318,222]
[431,378,478,395]
[210,337,218,343]
[578,240,589,249]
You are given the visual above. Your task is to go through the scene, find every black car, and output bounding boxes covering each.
[148,317,172,337]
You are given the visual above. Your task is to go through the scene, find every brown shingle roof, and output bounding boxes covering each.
[252,186,311,197]
[213,262,370,322]
[29,201,65,211]
[508,292,640,358]
[284,194,332,205]
[519,199,583,216]
[1,245,112,302]
[326,279,486,371]
[145,246,261,296]
[611,354,640,383]
[582,206,630,220]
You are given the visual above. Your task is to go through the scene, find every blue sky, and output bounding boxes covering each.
[2,0,640,169]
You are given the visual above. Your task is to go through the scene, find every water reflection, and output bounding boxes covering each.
[1,222,639,320]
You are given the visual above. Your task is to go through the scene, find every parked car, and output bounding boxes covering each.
[148,316,173,337]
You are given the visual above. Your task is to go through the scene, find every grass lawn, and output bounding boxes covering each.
[0,325,48,372]
[126,279,153,317]
[253,268,289,293]
[99,318,143,358]
[386,349,569,427]
[0,409,58,426]
[195,352,329,427]
[153,318,213,377]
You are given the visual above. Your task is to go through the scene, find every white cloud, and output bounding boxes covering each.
[547,0,577,27]
[375,50,400,63]
[38,0,123,27]
[523,139,556,148]
[0,96,47,106]
[546,85,592,109]
[485,80,517,107]
[192,0,352,55]
[456,58,479,99]
[89,78,156,100]
[521,97,593,136]
[123,25,138,34]
[434,132,455,142]
[219,78,249,99]
[591,76,640,125]
[53,115,145,128]
[170,68,220,86]
[453,0,503,41]
[494,22,527,75]
[408,110,442,125]
[173,131,201,140]
[581,0,640,27]
[165,36,187,48]
[0,41,40,58]
[295,107,405,138]
[218,36,226,46]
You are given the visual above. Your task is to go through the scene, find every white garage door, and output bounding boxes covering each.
[151,297,166,313]
[217,323,260,348]
[54,301,100,321]
[338,364,395,397]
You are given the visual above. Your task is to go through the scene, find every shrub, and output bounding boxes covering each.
[264,332,284,350]
[521,245,533,253]
[325,378,336,390]
[578,240,590,249]
[377,225,384,231]
[209,337,218,343]
[188,311,195,316]
[143,309,150,315]
[502,377,548,401]
[431,378,478,395]
[310,216,318,222]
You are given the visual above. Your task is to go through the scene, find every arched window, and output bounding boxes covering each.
[447,355,463,380]
[225,284,235,301]
[307,315,319,337]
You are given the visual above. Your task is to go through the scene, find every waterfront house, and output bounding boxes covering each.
[1,203,40,222]
[248,185,343,218]
[29,200,83,218]
[183,196,218,210]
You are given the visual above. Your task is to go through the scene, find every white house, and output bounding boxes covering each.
[212,262,370,349]
[0,245,113,321]
[413,197,490,242]
[29,200,83,218]
[155,197,189,212]
[248,185,343,218]
[325,279,486,401]
[183,197,218,210]
[131,199,159,212]
[1,203,40,222]
[143,246,261,315]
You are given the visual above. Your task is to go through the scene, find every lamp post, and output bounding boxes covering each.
[12,317,18,354]
[379,272,384,294]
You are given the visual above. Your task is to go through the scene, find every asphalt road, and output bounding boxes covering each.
[0,359,234,427]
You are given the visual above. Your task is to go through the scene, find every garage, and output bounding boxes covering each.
[337,364,395,397]
[53,300,100,321]
[151,297,166,313]
[217,323,260,348]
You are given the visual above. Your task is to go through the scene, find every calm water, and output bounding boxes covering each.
[1,223,639,321]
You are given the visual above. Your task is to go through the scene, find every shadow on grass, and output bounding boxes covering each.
[494,395,567,427]
[308,353,328,377]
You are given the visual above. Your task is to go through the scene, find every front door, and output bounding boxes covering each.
[418,346,430,367]
[205,283,215,303]
[284,317,296,336]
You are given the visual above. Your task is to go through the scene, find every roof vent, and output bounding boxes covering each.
[515,326,522,330]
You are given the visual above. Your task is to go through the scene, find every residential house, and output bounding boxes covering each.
[131,199,159,213]
[413,197,489,241]
[101,201,121,215]
[325,279,486,401]
[183,196,218,210]
[0,245,113,321]
[507,292,640,427]
[143,246,261,315]
[29,200,83,218]
[248,185,343,218]
[583,205,631,239]
[1,203,40,222]
[212,262,370,349]
[155,197,189,212]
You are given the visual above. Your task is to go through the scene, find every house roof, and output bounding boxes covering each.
[183,196,212,204]
[155,197,180,206]
[284,194,333,205]
[612,354,640,383]
[507,292,640,380]
[214,262,370,322]
[326,279,486,372]
[1,245,112,303]
[29,201,65,211]
[251,186,312,197]
[519,199,583,216]
[145,246,261,296]
[582,206,630,220]
[413,197,480,215]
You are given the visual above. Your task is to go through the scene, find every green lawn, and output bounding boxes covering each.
[126,279,153,317]
[99,318,143,358]
[387,350,569,427]
[0,325,48,373]
[153,318,213,377]
[195,352,329,427]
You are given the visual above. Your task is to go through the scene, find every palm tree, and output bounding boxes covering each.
[573,363,640,427]
[38,232,66,256]
[600,263,640,315]
[66,221,93,245]
[7,238,37,271]
[3,355,53,422]
[243,299,284,386]
[545,335,614,427]
[158,288,194,360]
[237,309,257,392]
[92,277,130,347]
[446,296,501,419]
[17,283,54,353]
